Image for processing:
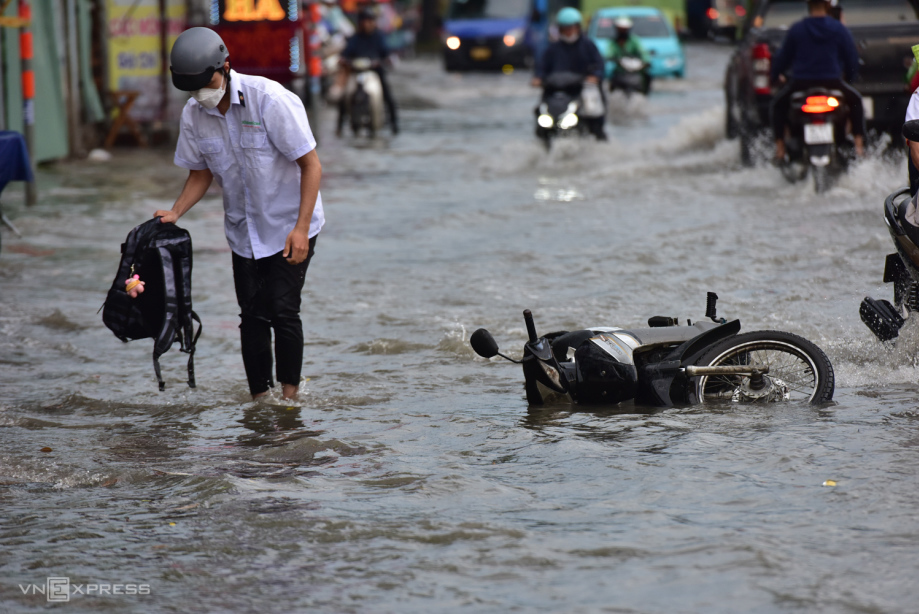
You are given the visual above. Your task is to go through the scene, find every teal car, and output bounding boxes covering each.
[588,7,686,80]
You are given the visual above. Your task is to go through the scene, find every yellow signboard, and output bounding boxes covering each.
[107,0,186,122]
[223,0,287,22]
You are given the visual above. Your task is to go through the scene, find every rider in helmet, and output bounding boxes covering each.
[606,17,651,93]
[532,7,607,140]
[770,0,864,161]
[158,27,325,401]
[337,7,399,135]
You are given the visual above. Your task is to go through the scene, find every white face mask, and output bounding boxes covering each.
[192,72,226,109]
[560,32,579,44]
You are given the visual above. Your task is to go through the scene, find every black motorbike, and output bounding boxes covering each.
[471,293,835,408]
[344,57,385,138]
[779,86,852,193]
[535,72,588,149]
[609,56,650,96]
[860,121,919,341]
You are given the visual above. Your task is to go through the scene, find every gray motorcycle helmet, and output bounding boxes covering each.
[170,27,229,91]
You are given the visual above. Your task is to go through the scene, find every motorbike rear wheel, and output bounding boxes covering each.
[692,331,835,404]
[813,165,832,193]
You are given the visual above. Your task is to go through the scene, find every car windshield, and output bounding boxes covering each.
[762,0,918,29]
[595,14,671,38]
[447,0,530,20]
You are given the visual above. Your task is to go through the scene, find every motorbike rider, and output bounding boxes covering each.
[532,7,607,140]
[605,17,651,94]
[770,0,864,162]
[905,87,919,195]
[337,8,398,135]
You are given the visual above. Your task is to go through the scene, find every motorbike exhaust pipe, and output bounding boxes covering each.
[684,366,770,377]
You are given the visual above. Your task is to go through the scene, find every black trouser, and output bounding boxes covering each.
[337,67,398,133]
[771,78,865,142]
[231,236,317,396]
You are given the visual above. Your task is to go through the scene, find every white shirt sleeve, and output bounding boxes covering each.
[262,91,317,162]
[907,90,919,123]
[174,101,208,171]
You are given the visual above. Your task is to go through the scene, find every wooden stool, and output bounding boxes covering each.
[104,91,148,149]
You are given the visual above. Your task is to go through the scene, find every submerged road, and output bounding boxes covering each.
[1,43,919,612]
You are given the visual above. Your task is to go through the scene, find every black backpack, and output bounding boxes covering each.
[102,218,202,390]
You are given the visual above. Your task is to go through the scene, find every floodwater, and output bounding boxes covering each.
[2,43,919,612]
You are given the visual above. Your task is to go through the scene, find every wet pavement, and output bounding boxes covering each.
[2,43,919,612]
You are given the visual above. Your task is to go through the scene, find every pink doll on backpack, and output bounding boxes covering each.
[125,275,145,298]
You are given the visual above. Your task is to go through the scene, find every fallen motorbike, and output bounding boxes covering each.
[779,87,853,193]
[345,57,385,137]
[609,55,650,96]
[860,121,919,341]
[471,293,835,407]
[535,72,604,150]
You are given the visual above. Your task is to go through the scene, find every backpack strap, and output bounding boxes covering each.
[153,352,165,391]
[186,310,202,388]
[153,246,180,389]
[177,251,201,388]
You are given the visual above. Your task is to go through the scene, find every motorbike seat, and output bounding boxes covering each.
[896,191,919,245]
[886,187,919,271]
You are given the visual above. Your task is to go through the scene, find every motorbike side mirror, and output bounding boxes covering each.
[471,328,500,358]
[903,120,919,142]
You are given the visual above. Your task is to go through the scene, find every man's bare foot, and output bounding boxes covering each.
[252,390,269,401]
[854,135,866,157]
[775,139,786,161]
[281,383,299,400]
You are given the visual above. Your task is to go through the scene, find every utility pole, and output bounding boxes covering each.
[19,0,36,206]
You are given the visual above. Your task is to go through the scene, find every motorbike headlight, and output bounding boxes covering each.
[559,113,578,130]
[445,36,461,51]
[537,114,554,128]
[538,361,564,390]
[504,27,524,47]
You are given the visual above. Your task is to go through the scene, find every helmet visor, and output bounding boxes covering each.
[171,66,217,92]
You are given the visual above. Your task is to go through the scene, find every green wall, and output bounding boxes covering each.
[2,0,69,162]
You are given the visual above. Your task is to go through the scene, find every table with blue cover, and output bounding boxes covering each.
[0,130,34,196]
[0,130,33,243]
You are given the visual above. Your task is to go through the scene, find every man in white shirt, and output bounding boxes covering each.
[155,27,324,400]
[906,88,919,195]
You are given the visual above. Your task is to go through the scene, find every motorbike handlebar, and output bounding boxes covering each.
[523,309,538,342]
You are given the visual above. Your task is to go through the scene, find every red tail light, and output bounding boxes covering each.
[752,43,772,95]
[802,96,840,114]
[735,5,747,17]
[707,8,720,20]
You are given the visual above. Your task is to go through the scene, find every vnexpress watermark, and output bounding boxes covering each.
[19,577,151,602]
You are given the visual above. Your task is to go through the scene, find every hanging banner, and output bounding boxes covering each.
[107,0,186,122]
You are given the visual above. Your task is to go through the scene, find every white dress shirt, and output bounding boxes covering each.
[174,70,324,259]
[907,88,919,124]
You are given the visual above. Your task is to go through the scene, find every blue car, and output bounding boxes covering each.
[442,0,547,72]
[588,7,686,80]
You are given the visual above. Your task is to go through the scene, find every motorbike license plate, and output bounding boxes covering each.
[470,46,491,61]
[863,96,874,120]
[804,123,834,145]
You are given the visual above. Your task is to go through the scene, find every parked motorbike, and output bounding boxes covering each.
[860,122,919,341]
[471,293,835,408]
[609,56,650,96]
[345,57,385,137]
[535,72,605,150]
[779,87,852,193]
